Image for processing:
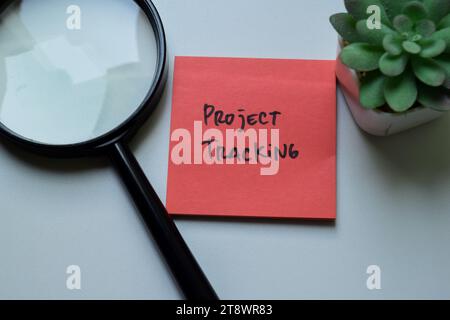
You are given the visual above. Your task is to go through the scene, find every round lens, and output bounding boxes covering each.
[0,0,158,145]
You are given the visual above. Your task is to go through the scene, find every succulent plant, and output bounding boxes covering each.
[330,0,450,112]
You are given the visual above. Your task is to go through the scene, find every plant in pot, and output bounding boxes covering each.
[330,0,450,136]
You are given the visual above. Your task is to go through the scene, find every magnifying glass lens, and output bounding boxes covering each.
[0,0,158,145]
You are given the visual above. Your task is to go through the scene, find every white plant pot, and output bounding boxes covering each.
[336,40,446,136]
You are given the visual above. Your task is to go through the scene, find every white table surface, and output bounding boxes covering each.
[1,0,450,299]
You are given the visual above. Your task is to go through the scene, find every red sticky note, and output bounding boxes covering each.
[166,56,336,219]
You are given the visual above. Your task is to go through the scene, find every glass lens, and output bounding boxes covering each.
[0,0,158,145]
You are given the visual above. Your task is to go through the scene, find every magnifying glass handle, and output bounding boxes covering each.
[108,142,219,300]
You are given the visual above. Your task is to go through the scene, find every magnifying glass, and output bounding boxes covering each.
[0,0,218,300]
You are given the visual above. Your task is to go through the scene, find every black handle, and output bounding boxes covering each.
[108,141,218,300]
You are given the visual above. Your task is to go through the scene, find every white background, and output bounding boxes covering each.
[0,0,450,299]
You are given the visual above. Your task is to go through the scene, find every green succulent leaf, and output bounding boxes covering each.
[393,14,414,33]
[422,0,450,25]
[439,14,450,29]
[330,13,362,43]
[340,43,384,71]
[415,19,436,37]
[431,27,450,53]
[412,57,446,86]
[402,1,428,22]
[384,70,418,112]
[420,39,447,58]
[403,40,422,54]
[379,53,409,76]
[359,71,386,109]
[356,20,394,45]
[344,0,391,26]
[417,84,450,111]
[383,34,403,55]
[380,0,413,20]
[434,55,450,88]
